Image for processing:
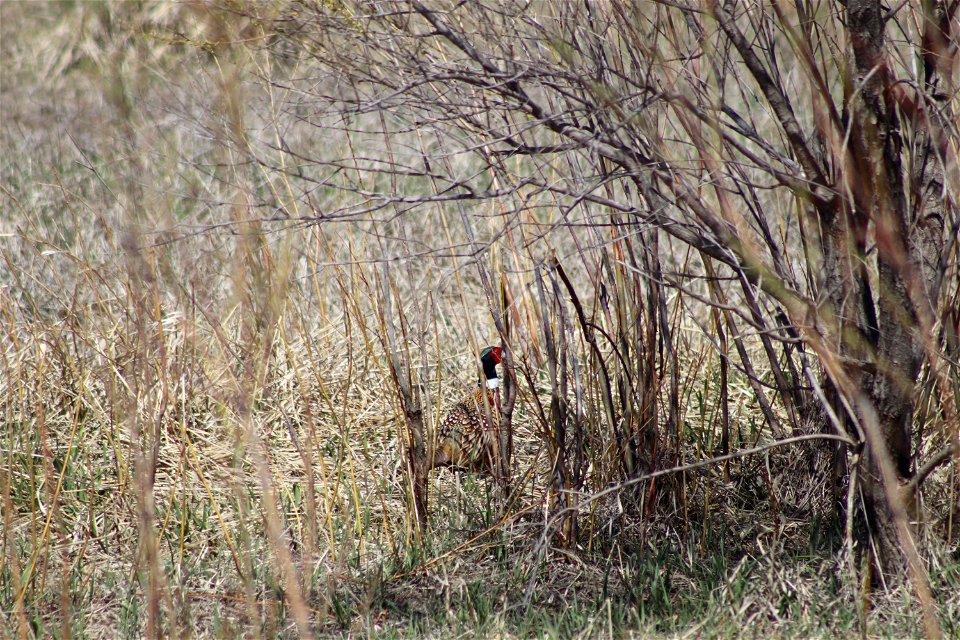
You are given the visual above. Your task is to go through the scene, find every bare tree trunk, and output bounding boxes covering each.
[498,275,516,493]
[842,0,944,578]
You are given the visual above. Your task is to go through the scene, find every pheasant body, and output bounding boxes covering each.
[432,346,504,475]
[433,386,502,472]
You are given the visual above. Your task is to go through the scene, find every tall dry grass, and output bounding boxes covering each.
[1,2,958,639]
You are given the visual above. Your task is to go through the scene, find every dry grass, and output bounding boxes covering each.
[1,3,958,639]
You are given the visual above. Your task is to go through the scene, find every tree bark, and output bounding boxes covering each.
[842,0,944,578]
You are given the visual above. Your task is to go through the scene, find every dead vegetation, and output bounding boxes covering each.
[1,2,959,639]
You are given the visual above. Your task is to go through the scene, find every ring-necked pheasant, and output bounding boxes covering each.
[432,346,504,475]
